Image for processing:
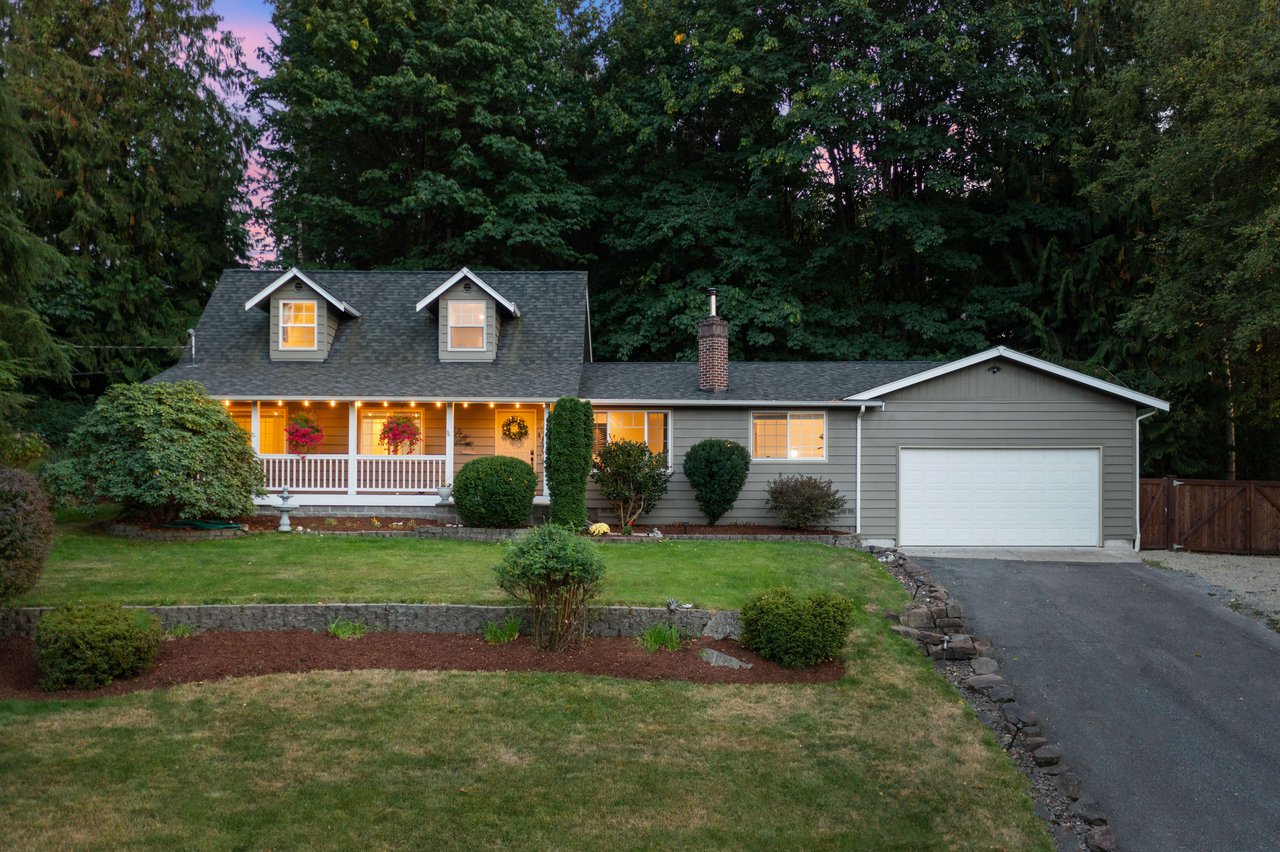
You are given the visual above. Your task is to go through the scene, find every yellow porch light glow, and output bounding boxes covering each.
[355,401,362,408]
[409,401,416,407]
[515,402,521,408]
[329,400,336,407]
[488,401,495,409]
[223,400,231,407]
[276,400,284,407]
[382,401,389,408]
[434,401,442,408]
[462,402,470,408]
[303,400,311,407]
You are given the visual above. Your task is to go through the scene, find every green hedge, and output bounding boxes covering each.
[545,397,594,528]
[453,455,538,527]
[741,588,856,668]
[35,603,162,691]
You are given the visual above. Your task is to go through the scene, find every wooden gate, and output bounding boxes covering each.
[1140,478,1280,554]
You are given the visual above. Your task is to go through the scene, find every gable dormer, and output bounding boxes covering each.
[415,268,520,363]
[244,268,360,362]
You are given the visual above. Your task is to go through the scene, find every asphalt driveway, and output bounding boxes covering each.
[908,554,1280,852]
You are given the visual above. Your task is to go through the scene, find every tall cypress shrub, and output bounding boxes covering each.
[546,397,594,528]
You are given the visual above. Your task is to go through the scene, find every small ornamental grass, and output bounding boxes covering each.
[327,616,368,640]
[741,588,857,668]
[494,524,604,651]
[765,474,848,529]
[482,615,522,645]
[34,603,161,690]
[637,623,683,653]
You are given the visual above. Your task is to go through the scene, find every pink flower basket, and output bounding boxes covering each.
[379,414,422,455]
[285,412,325,455]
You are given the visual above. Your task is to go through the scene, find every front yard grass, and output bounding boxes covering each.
[0,619,1052,850]
[21,513,896,610]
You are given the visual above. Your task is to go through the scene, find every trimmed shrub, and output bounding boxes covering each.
[741,588,857,668]
[765,474,848,529]
[41,381,262,524]
[34,604,162,690]
[545,396,594,528]
[0,466,54,605]
[494,524,604,651]
[682,439,750,525]
[591,440,671,527]
[453,455,538,527]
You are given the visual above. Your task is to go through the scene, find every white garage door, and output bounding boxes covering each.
[899,448,1100,546]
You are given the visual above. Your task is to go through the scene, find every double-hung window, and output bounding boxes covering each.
[279,301,317,350]
[448,301,486,351]
[751,411,826,460]
[593,410,669,458]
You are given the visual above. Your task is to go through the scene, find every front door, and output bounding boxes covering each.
[494,408,540,488]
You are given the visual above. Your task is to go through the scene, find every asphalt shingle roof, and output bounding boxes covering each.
[151,268,942,403]
[577,361,943,402]
[150,269,589,400]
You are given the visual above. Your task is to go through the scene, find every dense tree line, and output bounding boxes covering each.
[1,0,1275,478]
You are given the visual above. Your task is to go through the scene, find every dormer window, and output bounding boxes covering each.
[280,301,318,350]
[448,301,486,351]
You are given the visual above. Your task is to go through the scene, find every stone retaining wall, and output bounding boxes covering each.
[104,523,248,542]
[0,603,742,641]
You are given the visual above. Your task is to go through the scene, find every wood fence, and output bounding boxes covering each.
[1139,478,1280,554]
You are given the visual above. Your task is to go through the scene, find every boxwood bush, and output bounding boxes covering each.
[741,588,857,668]
[0,466,54,605]
[453,455,538,527]
[34,603,162,691]
[545,396,594,528]
[494,524,604,651]
[682,439,750,525]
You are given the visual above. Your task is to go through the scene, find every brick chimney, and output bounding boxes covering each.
[698,288,729,393]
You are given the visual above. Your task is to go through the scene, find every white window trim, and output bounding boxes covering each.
[447,300,487,352]
[278,300,319,351]
[594,409,673,460]
[750,410,828,462]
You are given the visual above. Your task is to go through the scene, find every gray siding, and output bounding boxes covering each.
[861,362,1136,543]
[437,283,498,362]
[586,406,858,530]
[268,290,335,361]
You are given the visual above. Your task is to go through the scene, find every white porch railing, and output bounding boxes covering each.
[259,453,448,494]
[356,455,448,492]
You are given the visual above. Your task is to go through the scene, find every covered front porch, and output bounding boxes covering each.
[224,399,547,506]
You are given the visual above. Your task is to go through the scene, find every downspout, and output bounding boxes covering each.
[1135,410,1159,551]
[856,405,865,535]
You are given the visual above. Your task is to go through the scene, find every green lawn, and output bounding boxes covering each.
[0,619,1052,850]
[21,513,896,610]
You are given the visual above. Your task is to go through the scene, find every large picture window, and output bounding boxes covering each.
[447,301,486,351]
[279,301,317,350]
[751,411,825,460]
[593,410,669,457]
[359,408,424,455]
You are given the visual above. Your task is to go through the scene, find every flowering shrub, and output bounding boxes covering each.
[588,522,610,536]
[284,412,324,455]
[378,415,421,455]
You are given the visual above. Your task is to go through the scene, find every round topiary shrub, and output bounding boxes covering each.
[34,603,162,691]
[0,466,54,605]
[682,439,750,525]
[494,524,604,651]
[740,587,857,668]
[453,455,538,528]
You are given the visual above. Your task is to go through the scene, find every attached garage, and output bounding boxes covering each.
[898,448,1101,546]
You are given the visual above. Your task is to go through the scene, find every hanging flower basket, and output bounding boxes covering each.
[379,414,422,455]
[285,412,324,455]
[501,415,530,442]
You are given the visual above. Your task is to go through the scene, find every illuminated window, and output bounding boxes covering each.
[448,301,486,351]
[279,301,317,350]
[359,408,424,455]
[258,408,287,454]
[751,411,825,460]
[593,410,668,457]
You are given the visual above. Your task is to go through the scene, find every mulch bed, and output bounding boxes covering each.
[239,515,845,536]
[0,632,843,701]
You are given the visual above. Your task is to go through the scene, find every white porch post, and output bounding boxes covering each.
[856,406,864,535]
[250,401,261,453]
[348,403,358,495]
[445,402,455,487]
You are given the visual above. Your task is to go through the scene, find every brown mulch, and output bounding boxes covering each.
[238,515,845,535]
[0,632,843,701]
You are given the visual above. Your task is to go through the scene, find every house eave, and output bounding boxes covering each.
[243,267,362,317]
[414,267,521,317]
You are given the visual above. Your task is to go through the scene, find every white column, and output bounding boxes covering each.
[856,406,864,535]
[250,401,261,453]
[445,402,455,487]
[348,403,358,495]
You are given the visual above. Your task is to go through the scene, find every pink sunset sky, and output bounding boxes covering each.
[215,0,278,263]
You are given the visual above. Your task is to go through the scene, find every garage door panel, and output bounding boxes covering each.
[900,448,1099,546]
